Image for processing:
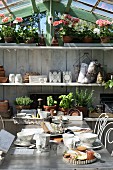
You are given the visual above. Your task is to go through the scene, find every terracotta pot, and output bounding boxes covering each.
[59,107,69,115]
[100,36,110,43]
[82,36,93,43]
[43,105,57,111]
[25,37,35,44]
[63,36,73,43]
[75,106,88,118]
[0,100,9,113]
[0,70,5,77]
[4,37,14,43]
[16,105,30,110]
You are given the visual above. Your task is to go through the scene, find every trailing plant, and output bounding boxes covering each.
[14,96,33,106]
[59,92,74,109]
[47,96,57,106]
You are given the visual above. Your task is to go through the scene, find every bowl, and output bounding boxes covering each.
[78,133,98,145]
[17,131,34,141]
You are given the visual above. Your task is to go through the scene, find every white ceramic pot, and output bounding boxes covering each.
[15,74,22,83]
[9,74,15,83]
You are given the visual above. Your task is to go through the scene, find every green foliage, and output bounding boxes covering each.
[47,96,57,106]
[59,92,74,109]
[15,96,33,106]
[105,79,113,89]
[2,25,15,37]
[74,88,94,108]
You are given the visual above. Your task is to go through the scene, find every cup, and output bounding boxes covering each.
[34,133,50,152]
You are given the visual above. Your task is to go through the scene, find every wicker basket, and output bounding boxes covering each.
[0,107,13,118]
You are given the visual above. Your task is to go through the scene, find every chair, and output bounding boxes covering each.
[93,113,109,141]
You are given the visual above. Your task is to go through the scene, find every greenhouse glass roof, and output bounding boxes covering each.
[0,0,113,20]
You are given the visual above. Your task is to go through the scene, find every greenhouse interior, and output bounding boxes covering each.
[0,0,113,169]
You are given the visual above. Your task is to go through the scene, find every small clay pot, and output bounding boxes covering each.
[43,105,57,112]
[0,100,9,113]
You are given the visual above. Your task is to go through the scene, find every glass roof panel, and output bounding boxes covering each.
[0,8,7,14]
[71,1,92,11]
[6,0,20,5]
[0,1,5,8]
[98,1,113,12]
[61,0,68,5]
[9,0,31,11]
[77,0,97,6]
[94,8,113,18]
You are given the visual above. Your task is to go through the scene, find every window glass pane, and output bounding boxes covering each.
[76,0,97,6]
[98,2,113,12]
[61,0,68,5]
[6,0,20,5]
[0,9,8,14]
[94,9,113,18]
[71,1,92,11]
[8,0,31,11]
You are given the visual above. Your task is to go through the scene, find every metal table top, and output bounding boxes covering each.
[0,120,113,170]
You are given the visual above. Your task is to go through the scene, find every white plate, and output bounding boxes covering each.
[14,140,31,147]
[80,140,103,149]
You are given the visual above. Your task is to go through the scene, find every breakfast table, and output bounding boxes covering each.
[0,120,113,170]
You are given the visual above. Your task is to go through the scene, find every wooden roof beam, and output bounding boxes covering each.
[101,0,113,5]
[91,0,101,12]
[31,0,39,13]
[1,0,15,17]
[65,0,73,13]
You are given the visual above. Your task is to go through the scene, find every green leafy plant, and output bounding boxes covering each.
[105,79,113,89]
[74,88,94,109]
[59,92,74,109]
[14,96,33,106]
[47,96,57,106]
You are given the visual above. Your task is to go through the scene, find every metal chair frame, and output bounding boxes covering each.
[93,113,109,141]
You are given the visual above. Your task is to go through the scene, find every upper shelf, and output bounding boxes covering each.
[0,82,105,86]
[0,43,113,50]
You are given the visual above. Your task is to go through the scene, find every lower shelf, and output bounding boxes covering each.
[0,82,105,86]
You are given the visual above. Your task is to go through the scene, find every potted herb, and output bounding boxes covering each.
[59,92,74,114]
[43,96,57,111]
[14,96,33,110]
[74,88,94,117]
[105,79,113,89]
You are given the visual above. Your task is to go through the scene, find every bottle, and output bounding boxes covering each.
[37,98,43,117]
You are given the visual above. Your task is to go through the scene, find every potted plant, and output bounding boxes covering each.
[14,96,33,110]
[95,19,112,43]
[43,96,57,112]
[53,14,79,43]
[105,79,113,89]
[74,88,94,117]
[78,20,96,43]
[0,14,23,43]
[59,92,74,114]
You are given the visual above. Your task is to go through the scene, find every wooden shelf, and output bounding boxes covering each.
[0,82,105,86]
[0,43,113,50]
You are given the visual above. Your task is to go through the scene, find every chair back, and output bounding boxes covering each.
[93,113,108,141]
[101,122,113,150]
